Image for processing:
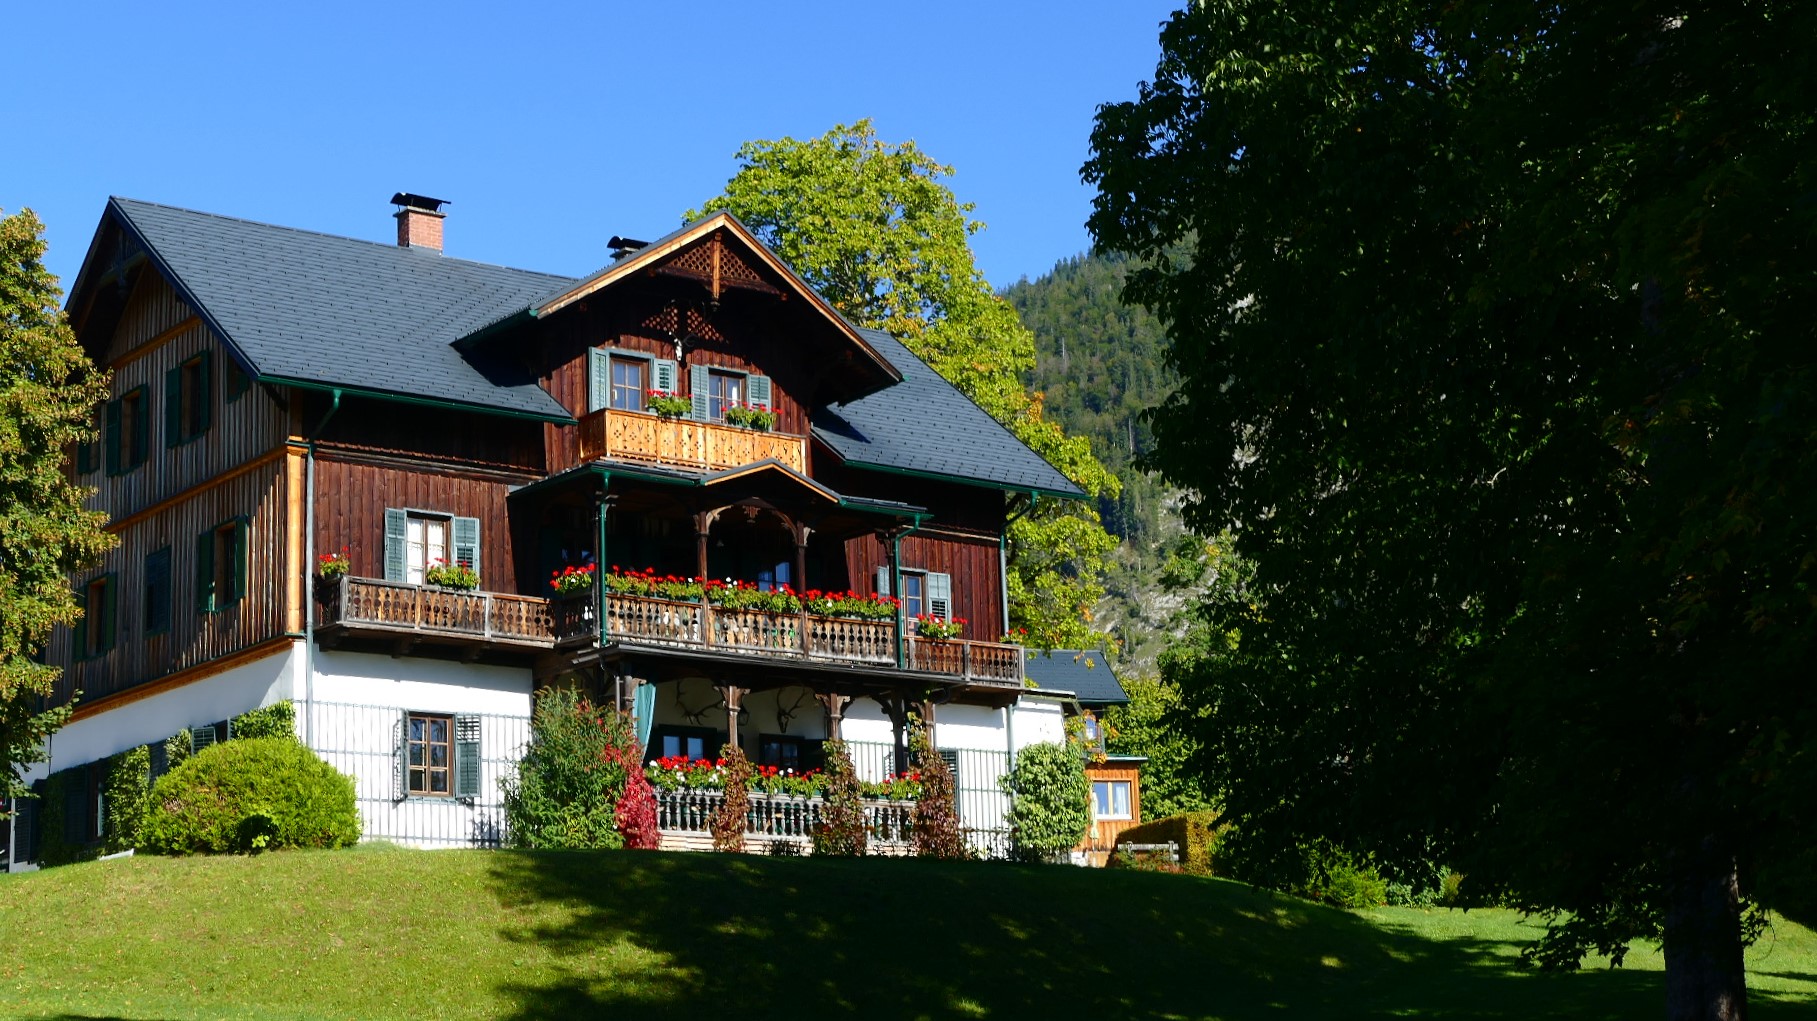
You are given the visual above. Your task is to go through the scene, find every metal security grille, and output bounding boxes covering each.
[308,700,529,849]
[846,739,1011,858]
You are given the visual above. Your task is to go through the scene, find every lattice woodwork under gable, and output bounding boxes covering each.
[651,231,783,298]
[632,304,726,346]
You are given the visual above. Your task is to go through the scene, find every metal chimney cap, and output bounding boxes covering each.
[390,193,450,213]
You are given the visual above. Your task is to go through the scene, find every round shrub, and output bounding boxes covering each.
[141,737,361,854]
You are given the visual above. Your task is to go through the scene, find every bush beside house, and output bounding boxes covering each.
[1000,741,1090,863]
[141,737,360,854]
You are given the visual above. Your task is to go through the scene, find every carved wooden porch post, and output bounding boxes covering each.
[817,692,852,741]
[718,684,749,752]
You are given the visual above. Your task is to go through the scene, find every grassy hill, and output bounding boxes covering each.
[3,847,1814,1020]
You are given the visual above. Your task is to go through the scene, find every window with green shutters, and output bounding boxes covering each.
[588,347,679,414]
[196,517,248,613]
[686,363,772,422]
[384,508,480,585]
[166,350,212,447]
[398,711,482,800]
[876,567,955,622]
[72,574,117,660]
[103,387,149,476]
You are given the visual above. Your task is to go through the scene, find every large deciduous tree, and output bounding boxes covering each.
[1085,4,1814,1020]
[689,121,1120,649]
[0,208,113,806]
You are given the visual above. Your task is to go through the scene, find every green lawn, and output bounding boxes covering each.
[2,846,1813,1020]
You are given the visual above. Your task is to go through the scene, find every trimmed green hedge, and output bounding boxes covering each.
[1112,811,1224,876]
[142,737,360,854]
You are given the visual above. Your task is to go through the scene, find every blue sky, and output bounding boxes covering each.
[4,1,1176,298]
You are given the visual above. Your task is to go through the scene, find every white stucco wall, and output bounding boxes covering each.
[25,640,304,782]
[304,648,533,717]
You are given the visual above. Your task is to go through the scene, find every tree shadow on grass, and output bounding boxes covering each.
[480,851,1817,1021]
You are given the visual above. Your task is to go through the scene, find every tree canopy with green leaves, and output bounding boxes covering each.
[1086,4,1814,1020]
[690,121,1120,649]
[1,208,114,805]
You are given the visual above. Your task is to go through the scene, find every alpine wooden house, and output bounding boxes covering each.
[12,193,1092,858]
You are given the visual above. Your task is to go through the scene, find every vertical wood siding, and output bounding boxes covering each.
[844,529,1005,641]
[80,274,291,523]
[312,456,529,596]
[53,460,292,704]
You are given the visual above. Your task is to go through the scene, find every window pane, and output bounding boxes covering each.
[409,766,425,792]
[662,734,680,758]
[430,770,448,793]
[611,358,646,412]
[430,744,448,767]
[409,744,424,767]
[1093,781,1110,816]
[686,736,705,760]
[903,574,925,619]
[429,719,447,743]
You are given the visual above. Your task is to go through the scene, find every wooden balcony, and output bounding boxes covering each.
[576,591,1025,686]
[319,579,1024,686]
[577,408,807,474]
[316,576,553,655]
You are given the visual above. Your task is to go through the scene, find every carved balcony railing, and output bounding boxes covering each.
[321,581,1023,685]
[570,591,1023,685]
[317,576,554,651]
[577,408,807,474]
[654,787,916,850]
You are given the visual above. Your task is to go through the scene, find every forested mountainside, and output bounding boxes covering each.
[1005,252,1193,670]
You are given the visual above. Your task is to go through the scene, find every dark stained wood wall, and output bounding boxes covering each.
[311,396,545,474]
[844,528,1005,641]
[80,273,294,523]
[54,457,293,704]
[311,454,536,596]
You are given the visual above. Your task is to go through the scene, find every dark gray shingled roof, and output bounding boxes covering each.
[1022,649,1128,703]
[812,328,1086,498]
[109,198,579,420]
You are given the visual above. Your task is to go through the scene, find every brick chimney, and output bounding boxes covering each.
[390,192,448,251]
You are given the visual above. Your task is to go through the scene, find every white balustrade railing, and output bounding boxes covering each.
[653,787,916,848]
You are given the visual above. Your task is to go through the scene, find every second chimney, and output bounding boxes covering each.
[391,192,449,252]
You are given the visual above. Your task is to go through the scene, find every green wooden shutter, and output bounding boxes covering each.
[230,518,250,604]
[939,748,960,793]
[383,508,408,582]
[927,572,953,622]
[875,566,891,597]
[587,348,610,413]
[164,366,182,446]
[688,364,710,420]
[99,575,117,652]
[189,724,216,753]
[395,710,410,800]
[452,516,480,580]
[104,399,122,475]
[76,435,95,475]
[145,547,172,634]
[131,390,150,465]
[747,374,772,411]
[454,715,482,798]
[653,358,679,395]
[193,351,213,435]
[195,528,216,612]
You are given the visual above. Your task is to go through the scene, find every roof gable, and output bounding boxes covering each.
[82,198,577,421]
[520,213,900,400]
